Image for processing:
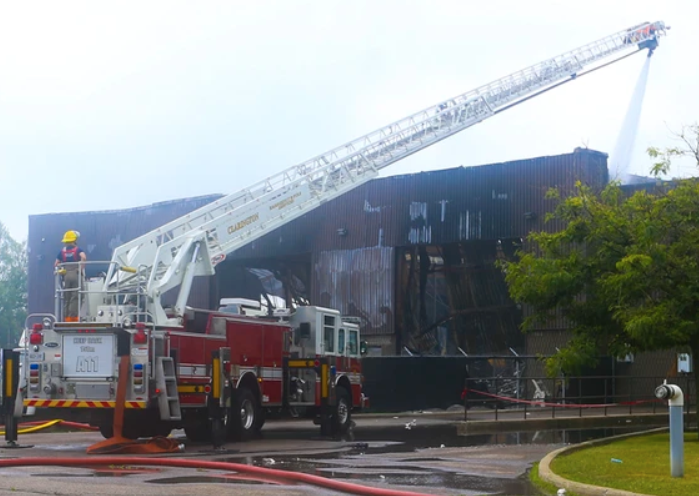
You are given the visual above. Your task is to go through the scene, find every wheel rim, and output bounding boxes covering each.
[240,399,255,430]
[337,398,349,425]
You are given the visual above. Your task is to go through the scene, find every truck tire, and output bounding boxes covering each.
[99,424,113,439]
[254,408,266,431]
[332,387,352,435]
[228,388,260,441]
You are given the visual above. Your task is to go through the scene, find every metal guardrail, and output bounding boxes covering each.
[463,375,696,424]
[54,260,153,325]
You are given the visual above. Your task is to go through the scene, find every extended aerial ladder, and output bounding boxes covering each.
[101,21,668,326]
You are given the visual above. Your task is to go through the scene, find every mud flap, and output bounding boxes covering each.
[318,360,338,438]
[1,349,24,448]
[208,347,231,449]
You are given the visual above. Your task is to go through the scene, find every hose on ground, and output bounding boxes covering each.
[0,419,97,435]
[0,457,438,496]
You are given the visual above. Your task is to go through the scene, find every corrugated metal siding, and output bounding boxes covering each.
[27,194,223,314]
[616,350,680,378]
[229,148,608,259]
[521,303,571,331]
[524,329,574,378]
[27,149,609,344]
[311,247,394,336]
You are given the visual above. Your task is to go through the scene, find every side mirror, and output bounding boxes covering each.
[359,341,368,356]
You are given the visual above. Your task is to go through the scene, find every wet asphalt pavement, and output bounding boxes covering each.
[0,412,642,496]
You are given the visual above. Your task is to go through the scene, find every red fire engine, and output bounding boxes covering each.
[22,20,668,442]
[25,298,365,440]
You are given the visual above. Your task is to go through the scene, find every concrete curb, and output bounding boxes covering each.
[355,410,463,419]
[458,413,669,436]
[538,427,668,496]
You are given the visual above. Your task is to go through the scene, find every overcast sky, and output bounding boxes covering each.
[1,1,697,242]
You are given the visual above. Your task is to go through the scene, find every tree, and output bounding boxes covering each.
[0,222,27,348]
[500,123,699,397]
[648,124,699,176]
[500,181,641,376]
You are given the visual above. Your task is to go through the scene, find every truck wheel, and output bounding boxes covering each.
[99,424,113,439]
[332,387,352,435]
[228,388,260,441]
[254,408,266,431]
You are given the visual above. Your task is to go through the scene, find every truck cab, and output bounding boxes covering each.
[287,306,366,412]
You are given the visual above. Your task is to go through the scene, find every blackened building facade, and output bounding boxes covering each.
[28,148,609,356]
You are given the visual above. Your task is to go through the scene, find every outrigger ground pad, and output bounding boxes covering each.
[86,355,183,455]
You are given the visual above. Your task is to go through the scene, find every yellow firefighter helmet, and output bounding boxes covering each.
[61,230,80,244]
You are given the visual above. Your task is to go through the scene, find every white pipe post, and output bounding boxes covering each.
[655,382,684,478]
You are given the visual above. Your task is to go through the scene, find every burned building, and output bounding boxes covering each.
[28,148,609,357]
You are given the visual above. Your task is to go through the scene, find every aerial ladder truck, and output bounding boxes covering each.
[22,22,668,443]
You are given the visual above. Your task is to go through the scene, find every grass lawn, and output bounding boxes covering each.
[551,432,699,496]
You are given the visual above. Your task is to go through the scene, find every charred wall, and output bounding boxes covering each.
[212,254,312,310]
[222,148,609,355]
[27,148,609,358]
[312,247,395,337]
[396,240,524,356]
[227,148,609,259]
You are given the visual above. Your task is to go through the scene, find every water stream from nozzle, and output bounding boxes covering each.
[609,53,653,183]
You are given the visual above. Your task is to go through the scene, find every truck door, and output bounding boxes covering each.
[337,326,347,371]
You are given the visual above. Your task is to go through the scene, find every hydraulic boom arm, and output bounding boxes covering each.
[104,21,668,326]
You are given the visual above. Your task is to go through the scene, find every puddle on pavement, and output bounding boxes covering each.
[33,444,91,451]
[32,466,162,478]
[25,426,648,495]
[31,468,283,486]
[259,421,646,451]
[146,476,269,485]
[352,424,649,449]
[219,426,647,495]
[222,451,537,495]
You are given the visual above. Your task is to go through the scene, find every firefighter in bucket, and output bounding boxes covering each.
[55,230,87,322]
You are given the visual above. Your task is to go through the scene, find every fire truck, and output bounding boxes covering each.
[22,22,668,442]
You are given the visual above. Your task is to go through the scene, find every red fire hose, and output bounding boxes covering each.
[0,421,439,494]
[0,457,439,496]
[4,358,435,493]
